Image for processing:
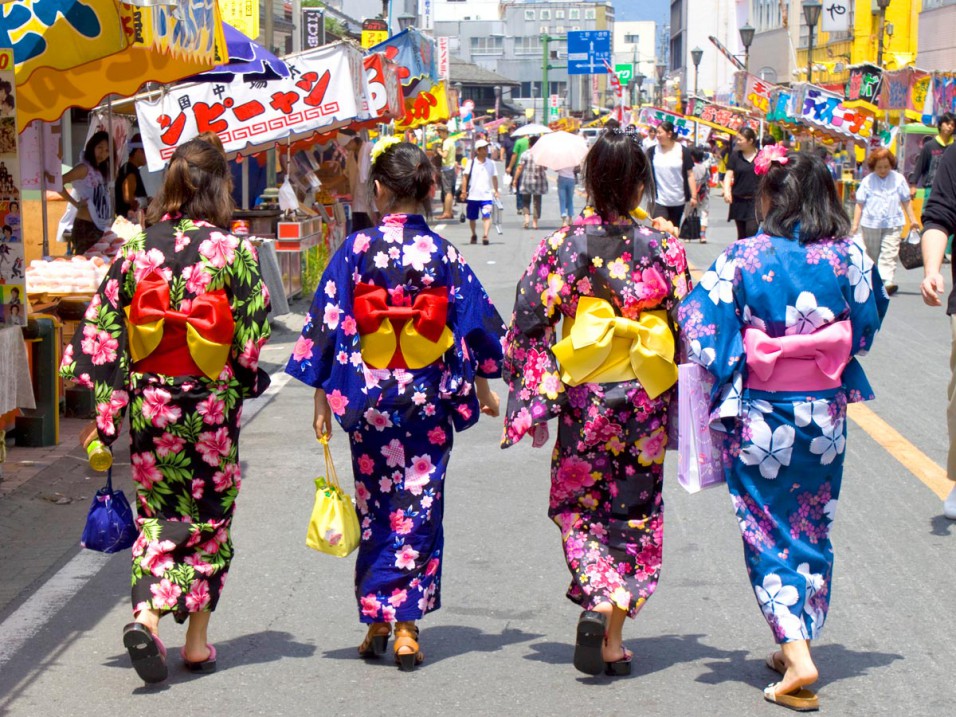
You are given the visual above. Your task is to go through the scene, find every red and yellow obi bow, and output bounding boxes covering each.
[353,283,454,370]
[127,272,235,380]
[552,296,677,397]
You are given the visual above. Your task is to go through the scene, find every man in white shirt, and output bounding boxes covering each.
[642,125,658,151]
[459,139,499,245]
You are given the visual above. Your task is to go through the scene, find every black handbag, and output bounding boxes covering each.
[679,210,702,241]
[898,227,923,270]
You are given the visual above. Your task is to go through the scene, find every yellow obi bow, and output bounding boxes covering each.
[552,297,677,397]
[354,283,455,370]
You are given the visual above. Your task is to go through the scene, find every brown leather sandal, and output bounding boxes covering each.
[358,623,391,659]
[393,621,424,671]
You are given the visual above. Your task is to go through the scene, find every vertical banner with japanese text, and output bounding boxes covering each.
[302,7,323,51]
[0,48,24,326]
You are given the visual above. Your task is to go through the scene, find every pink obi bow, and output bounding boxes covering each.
[743,321,852,392]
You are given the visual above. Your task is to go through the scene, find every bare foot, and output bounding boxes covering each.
[773,661,818,696]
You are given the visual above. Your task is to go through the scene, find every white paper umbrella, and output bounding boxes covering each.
[512,123,554,137]
[527,131,589,170]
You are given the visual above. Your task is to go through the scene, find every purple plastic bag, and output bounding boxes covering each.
[677,363,725,494]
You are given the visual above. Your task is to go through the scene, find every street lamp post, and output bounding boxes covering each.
[633,72,645,110]
[739,23,755,73]
[803,1,822,85]
[397,13,416,32]
[876,0,892,68]
[691,47,703,145]
[656,62,667,108]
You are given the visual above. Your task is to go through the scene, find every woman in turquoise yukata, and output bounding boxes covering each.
[677,148,888,711]
[286,139,505,671]
[501,129,691,677]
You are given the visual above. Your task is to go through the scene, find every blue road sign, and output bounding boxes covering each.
[567,30,611,75]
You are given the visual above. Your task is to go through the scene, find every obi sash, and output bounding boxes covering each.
[743,320,852,392]
[353,283,455,370]
[127,271,235,380]
[552,296,677,398]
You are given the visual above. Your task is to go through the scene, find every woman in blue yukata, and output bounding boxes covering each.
[677,148,888,711]
[502,129,691,677]
[287,140,505,671]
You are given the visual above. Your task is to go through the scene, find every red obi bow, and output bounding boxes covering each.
[743,320,852,392]
[127,271,235,379]
[353,283,454,369]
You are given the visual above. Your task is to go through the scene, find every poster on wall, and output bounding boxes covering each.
[0,47,24,327]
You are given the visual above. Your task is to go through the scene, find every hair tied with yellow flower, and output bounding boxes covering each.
[370,136,402,167]
[754,144,790,176]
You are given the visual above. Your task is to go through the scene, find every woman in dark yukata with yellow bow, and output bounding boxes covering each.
[60,139,272,684]
[286,139,505,671]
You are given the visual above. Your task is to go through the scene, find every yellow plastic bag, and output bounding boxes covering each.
[306,436,361,557]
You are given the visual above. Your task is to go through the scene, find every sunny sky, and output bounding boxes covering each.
[611,0,669,26]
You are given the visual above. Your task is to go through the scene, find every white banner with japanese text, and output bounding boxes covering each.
[135,43,365,172]
[821,0,852,34]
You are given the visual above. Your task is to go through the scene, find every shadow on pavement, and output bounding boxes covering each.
[929,514,956,536]
[321,624,541,666]
[102,629,317,685]
[695,641,902,689]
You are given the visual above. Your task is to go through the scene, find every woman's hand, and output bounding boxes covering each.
[722,190,732,204]
[313,388,332,441]
[475,377,500,417]
[651,217,678,236]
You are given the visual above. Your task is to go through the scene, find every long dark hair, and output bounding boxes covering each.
[83,131,110,179]
[758,151,850,244]
[147,139,234,228]
[583,130,654,221]
[369,141,435,213]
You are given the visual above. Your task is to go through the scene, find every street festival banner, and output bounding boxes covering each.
[844,64,883,114]
[734,71,777,117]
[789,83,874,143]
[0,47,25,327]
[879,68,932,121]
[685,98,759,137]
[637,107,710,144]
[136,43,367,172]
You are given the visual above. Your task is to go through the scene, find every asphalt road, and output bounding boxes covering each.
[0,182,953,716]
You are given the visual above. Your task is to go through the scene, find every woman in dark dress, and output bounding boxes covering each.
[723,127,760,240]
[60,139,271,684]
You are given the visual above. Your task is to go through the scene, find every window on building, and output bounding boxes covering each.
[569,8,580,20]
[524,9,535,20]
[540,9,551,20]
[549,81,567,96]
[755,0,782,32]
[471,36,504,55]
[556,26,565,34]
[556,10,565,19]
[571,25,581,31]
[624,33,640,44]
[514,36,540,55]
[584,8,596,20]
[520,81,539,98]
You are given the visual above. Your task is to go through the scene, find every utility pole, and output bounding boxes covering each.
[541,33,550,124]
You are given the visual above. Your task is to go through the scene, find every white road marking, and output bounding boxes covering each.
[0,550,111,668]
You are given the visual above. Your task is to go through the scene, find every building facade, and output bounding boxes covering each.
[746,0,922,91]
[432,0,615,118]
[669,0,748,106]
[613,21,657,107]
[918,0,956,71]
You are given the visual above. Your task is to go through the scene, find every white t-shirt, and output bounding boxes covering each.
[653,144,685,208]
[642,137,658,151]
[465,157,498,201]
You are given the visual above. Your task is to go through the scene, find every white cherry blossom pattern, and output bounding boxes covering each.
[793,400,833,429]
[785,291,835,335]
[797,562,827,635]
[739,419,795,480]
[847,241,873,303]
[809,417,846,465]
[689,339,716,367]
[699,252,737,305]
[755,573,805,638]
[716,371,744,420]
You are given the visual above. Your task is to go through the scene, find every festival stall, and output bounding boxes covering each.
[3,0,224,448]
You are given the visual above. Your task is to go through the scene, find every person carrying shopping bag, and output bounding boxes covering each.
[59,138,272,684]
[677,147,888,712]
[287,140,506,671]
